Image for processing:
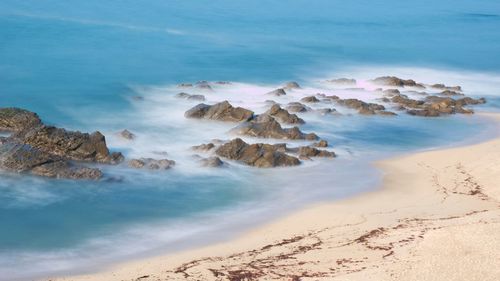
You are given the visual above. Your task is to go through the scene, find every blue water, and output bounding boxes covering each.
[1,0,500,280]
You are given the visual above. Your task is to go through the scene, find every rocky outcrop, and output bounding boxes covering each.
[296,146,336,159]
[300,96,320,103]
[430,84,462,92]
[372,76,425,88]
[176,93,206,101]
[440,90,463,96]
[335,98,393,115]
[185,101,254,122]
[13,125,123,164]
[215,138,300,168]
[286,102,311,113]
[119,129,135,140]
[128,158,175,170]
[264,104,305,125]
[0,107,42,132]
[0,141,102,180]
[195,81,213,91]
[230,115,318,140]
[389,93,484,117]
[266,88,287,96]
[313,140,328,147]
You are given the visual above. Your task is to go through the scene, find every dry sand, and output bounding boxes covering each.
[51,114,500,281]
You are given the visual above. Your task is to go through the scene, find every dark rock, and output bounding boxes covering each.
[119,129,135,140]
[185,101,254,122]
[128,158,175,170]
[266,88,287,96]
[286,102,311,113]
[264,104,305,125]
[195,82,213,91]
[297,146,336,158]
[191,143,215,152]
[215,138,300,168]
[0,108,42,132]
[377,110,398,116]
[440,90,464,96]
[372,76,425,88]
[177,83,193,88]
[176,92,191,99]
[382,89,401,96]
[230,115,318,140]
[13,125,123,164]
[430,84,462,92]
[199,156,224,167]
[132,96,144,101]
[316,108,340,116]
[215,81,232,85]
[176,93,206,101]
[313,140,328,147]
[32,161,103,180]
[300,96,320,103]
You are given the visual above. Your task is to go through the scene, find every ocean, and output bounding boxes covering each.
[1,0,500,280]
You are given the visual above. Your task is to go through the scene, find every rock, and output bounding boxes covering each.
[316,108,339,116]
[178,83,193,88]
[264,104,305,124]
[195,81,213,91]
[382,89,401,96]
[430,84,462,92]
[132,96,144,101]
[372,76,425,88]
[284,81,301,90]
[0,108,42,132]
[407,109,441,117]
[440,90,464,96]
[215,81,231,85]
[176,93,206,101]
[377,110,398,116]
[297,146,336,158]
[286,102,311,113]
[13,125,123,164]
[0,141,102,180]
[300,96,320,103]
[230,115,318,140]
[185,101,254,122]
[119,129,135,140]
[313,140,328,147]
[391,95,425,108]
[266,88,287,96]
[191,143,215,152]
[215,138,300,168]
[327,78,356,85]
[455,97,486,106]
[128,158,175,170]
[199,156,224,167]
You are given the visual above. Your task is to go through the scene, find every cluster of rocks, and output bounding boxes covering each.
[185,101,254,122]
[231,115,318,140]
[0,108,123,180]
[128,158,175,170]
[177,81,214,91]
[324,95,396,116]
[372,76,425,88]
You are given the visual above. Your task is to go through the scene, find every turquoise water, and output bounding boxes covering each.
[1,1,500,280]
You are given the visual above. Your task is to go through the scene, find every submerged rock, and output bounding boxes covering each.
[176,92,206,101]
[0,107,42,132]
[390,93,484,117]
[326,78,356,85]
[283,81,301,90]
[199,156,224,167]
[177,83,193,88]
[286,102,311,113]
[300,96,320,103]
[440,90,464,96]
[313,140,328,147]
[372,76,425,88]
[296,146,336,159]
[430,84,462,92]
[231,115,318,140]
[266,88,287,96]
[191,143,215,152]
[264,104,305,125]
[335,98,391,116]
[185,101,254,122]
[119,129,135,140]
[128,158,175,170]
[215,138,300,168]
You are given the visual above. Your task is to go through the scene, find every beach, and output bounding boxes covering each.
[50,113,500,281]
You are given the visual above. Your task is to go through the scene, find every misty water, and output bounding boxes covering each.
[1,1,500,280]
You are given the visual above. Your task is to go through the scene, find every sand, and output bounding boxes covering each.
[51,114,500,281]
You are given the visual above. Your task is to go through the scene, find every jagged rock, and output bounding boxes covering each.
[13,125,123,164]
[372,76,425,88]
[264,104,305,124]
[215,138,300,168]
[230,115,318,140]
[455,97,486,106]
[119,129,135,140]
[313,140,328,147]
[128,158,175,170]
[185,101,254,122]
[382,89,401,96]
[335,98,389,116]
[199,156,224,167]
[0,107,42,132]
[191,143,215,152]
[286,102,311,113]
[266,88,287,96]
[300,96,320,103]
[297,146,336,158]
[284,81,301,90]
[327,78,356,85]
[391,95,425,108]
[0,141,102,180]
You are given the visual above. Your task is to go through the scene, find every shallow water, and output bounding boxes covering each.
[1,1,500,280]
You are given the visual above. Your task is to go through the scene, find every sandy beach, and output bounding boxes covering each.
[50,113,500,281]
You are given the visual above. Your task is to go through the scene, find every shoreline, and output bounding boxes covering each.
[50,113,500,281]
